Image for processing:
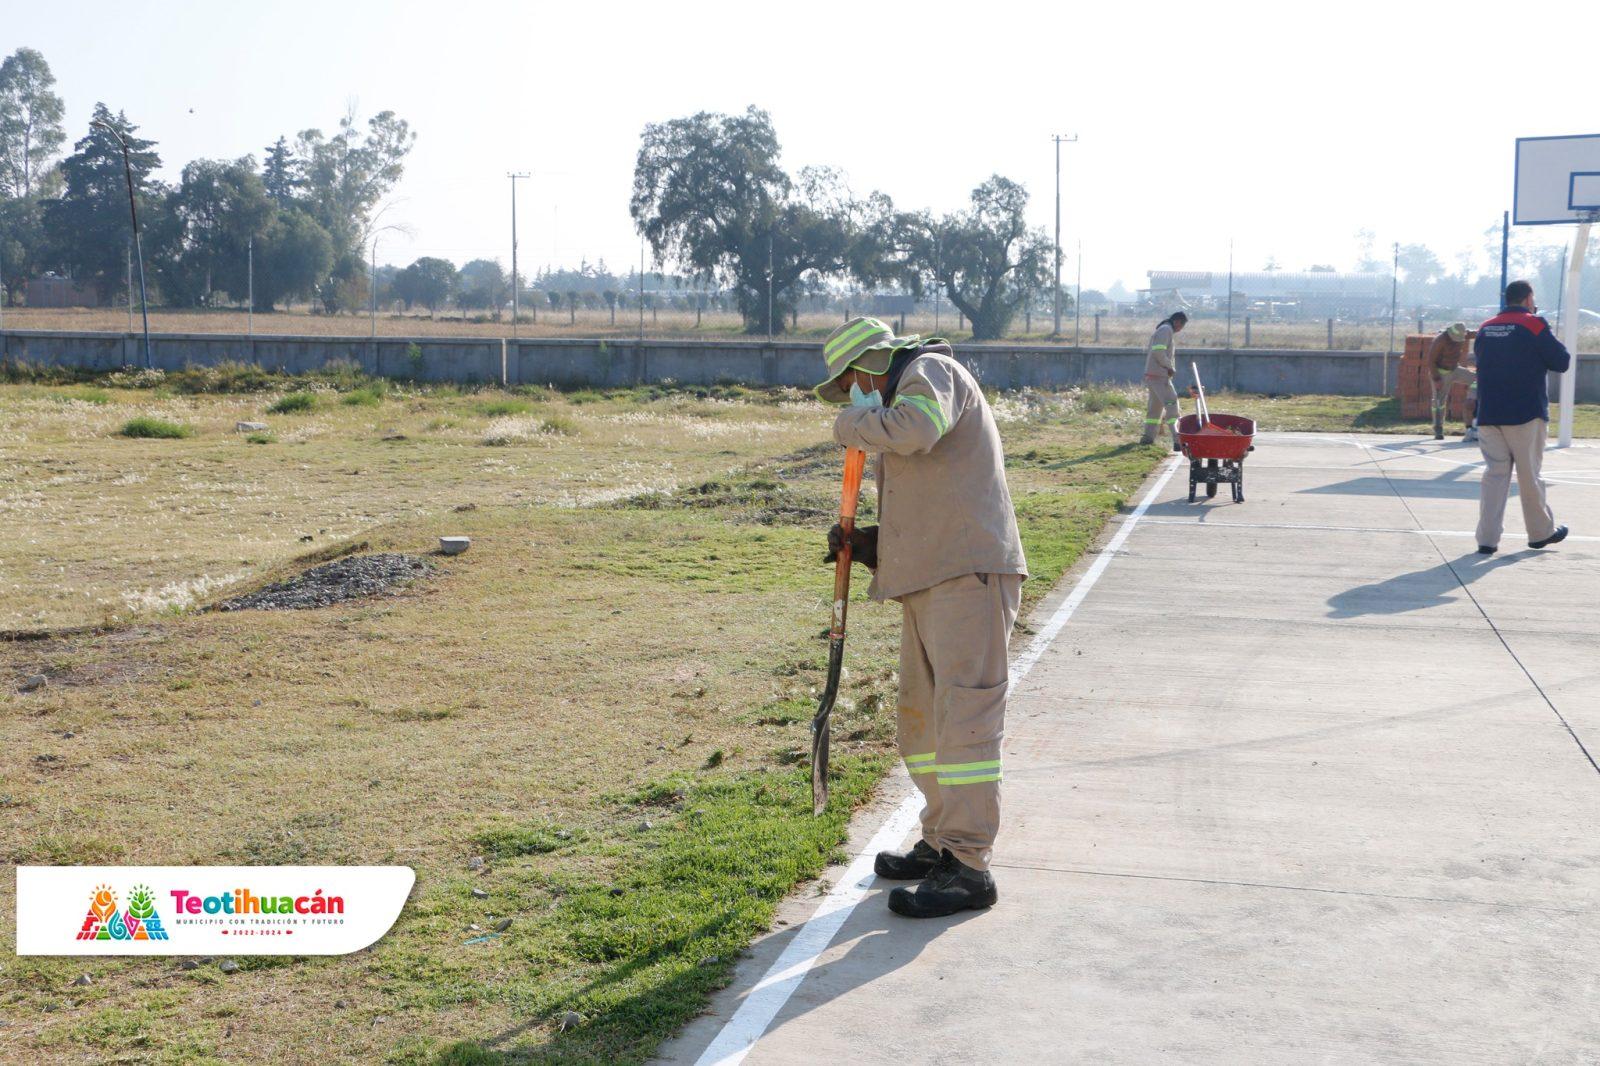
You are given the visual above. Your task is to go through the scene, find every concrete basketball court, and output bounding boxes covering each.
[660,431,1600,1065]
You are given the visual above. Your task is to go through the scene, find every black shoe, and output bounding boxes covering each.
[886,850,997,918]
[1529,525,1569,549]
[1477,545,1496,555]
[1434,431,1444,441]
[874,839,941,880]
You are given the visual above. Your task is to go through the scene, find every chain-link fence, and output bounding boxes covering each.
[5,235,1597,354]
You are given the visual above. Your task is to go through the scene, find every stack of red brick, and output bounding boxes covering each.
[1396,334,1471,421]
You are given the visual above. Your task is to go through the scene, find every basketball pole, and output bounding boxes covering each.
[1557,220,1590,448]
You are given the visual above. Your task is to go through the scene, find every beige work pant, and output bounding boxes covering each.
[1141,377,1179,444]
[1431,366,1476,435]
[896,571,1022,871]
[1477,419,1557,548]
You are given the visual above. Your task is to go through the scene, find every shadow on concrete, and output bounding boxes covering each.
[747,890,987,1049]
[1325,551,1530,618]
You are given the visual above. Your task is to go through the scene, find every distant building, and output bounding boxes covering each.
[26,274,100,309]
[1142,270,1391,318]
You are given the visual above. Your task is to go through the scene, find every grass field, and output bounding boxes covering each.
[0,373,1168,1064]
[11,306,1596,353]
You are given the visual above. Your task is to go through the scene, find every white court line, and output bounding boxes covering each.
[1135,517,1600,542]
[693,455,1184,1066]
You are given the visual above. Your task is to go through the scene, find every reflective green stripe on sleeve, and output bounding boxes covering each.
[1150,344,1168,350]
[893,393,948,436]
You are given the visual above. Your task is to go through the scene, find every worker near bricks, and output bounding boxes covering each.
[1425,322,1479,442]
[816,316,1028,919]
[1140,311,1187,448]
[1473,280,1570,554]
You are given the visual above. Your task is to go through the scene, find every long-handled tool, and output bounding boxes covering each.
[811,446,867,815]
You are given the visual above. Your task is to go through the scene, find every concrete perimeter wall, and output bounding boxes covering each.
[4,329,1598,401]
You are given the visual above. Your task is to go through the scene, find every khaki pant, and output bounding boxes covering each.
[1477,419,1557,547]
[897,572,1021,871]
[1141,377,1179,444]
[1431,366,1475,435]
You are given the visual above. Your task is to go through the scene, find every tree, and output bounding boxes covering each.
[0,47,66,199]
[631,107,854,334]
[456,258,507,310]
[45,104,164,301]
[252,206,332,310]
[159,157,274,306]
[1397,243,1443,285]
[293,107,415,261]
[392,256,456,312]
[0,190,48,303]
[857,176,1052,341]
[261,136,298,206]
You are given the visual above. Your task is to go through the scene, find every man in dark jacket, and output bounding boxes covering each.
[1472,280,1572,553]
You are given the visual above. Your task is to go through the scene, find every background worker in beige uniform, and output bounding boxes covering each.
[1424,322,1478,441]
[816,316,1028,919]
[1140,311,1187,448]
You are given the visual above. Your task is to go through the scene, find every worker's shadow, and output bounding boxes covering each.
[1325,551,1528,618]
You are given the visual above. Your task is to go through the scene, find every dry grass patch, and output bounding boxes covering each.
[0,378,1168,1063]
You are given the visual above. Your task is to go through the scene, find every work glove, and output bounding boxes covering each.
[824,523,879,570]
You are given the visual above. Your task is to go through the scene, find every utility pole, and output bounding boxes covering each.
[1384,241,1399,395]
[93,119,151,368]
[126,241,134,331]
[1498,210,1509,304]
[247,236,254,337]
[639,237,646,341]
[1226,239,1235,349]
[1051,133,1078,339]
[507,171,529,340]
[369,237,378,338]
[1073,239,1082,347]
[767,230,775,342]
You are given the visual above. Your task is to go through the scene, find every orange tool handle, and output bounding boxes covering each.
[830,447,868,637]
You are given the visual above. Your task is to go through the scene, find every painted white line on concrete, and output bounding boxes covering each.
[693,455,1183,1066]
[1135,517,1600,542]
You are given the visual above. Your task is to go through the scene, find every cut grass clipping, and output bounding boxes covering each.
[118,415,194,439]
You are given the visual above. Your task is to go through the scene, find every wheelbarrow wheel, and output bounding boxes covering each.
[1205,458,1219,498]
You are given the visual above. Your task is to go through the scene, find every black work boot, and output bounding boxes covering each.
[874,839,942,880]
[1529,525,1569,549]
[887,850,997,918]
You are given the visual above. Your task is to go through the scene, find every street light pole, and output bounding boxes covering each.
[1051,133,1077,339]
[92,119,151,368]
[507,171,529,340]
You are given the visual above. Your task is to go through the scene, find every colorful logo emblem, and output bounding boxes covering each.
[75,883,170,941]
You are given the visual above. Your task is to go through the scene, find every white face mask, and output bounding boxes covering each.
[849,381,882,408]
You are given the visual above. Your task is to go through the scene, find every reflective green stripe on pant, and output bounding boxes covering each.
[896,571,1021,872]
[1141,378,1179,444]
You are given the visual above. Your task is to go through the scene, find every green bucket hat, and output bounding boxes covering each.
[815,316,921,403]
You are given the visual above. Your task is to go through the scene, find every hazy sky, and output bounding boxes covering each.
[12,0,1596,291]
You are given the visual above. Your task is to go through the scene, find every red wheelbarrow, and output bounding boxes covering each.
[1179,364,1255,503]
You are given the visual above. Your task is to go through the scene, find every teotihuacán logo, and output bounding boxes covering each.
[76,883,171,942]
[17,867,414,956]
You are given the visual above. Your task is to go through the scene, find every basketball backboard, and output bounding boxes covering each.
[1514,134,1600,225]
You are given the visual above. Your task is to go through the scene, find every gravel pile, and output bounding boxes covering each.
[216,554,432,612]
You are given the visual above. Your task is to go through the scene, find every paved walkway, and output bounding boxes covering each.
[660,433,1600,1065]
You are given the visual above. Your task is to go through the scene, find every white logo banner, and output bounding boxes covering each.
[15,866,415,956]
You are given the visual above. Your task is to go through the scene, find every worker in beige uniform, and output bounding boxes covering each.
[816,316,1028,918]
[1140,311,1187,449]
[1424,322,1478,441]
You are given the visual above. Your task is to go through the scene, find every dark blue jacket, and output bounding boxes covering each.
[1473,307,1570,425]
